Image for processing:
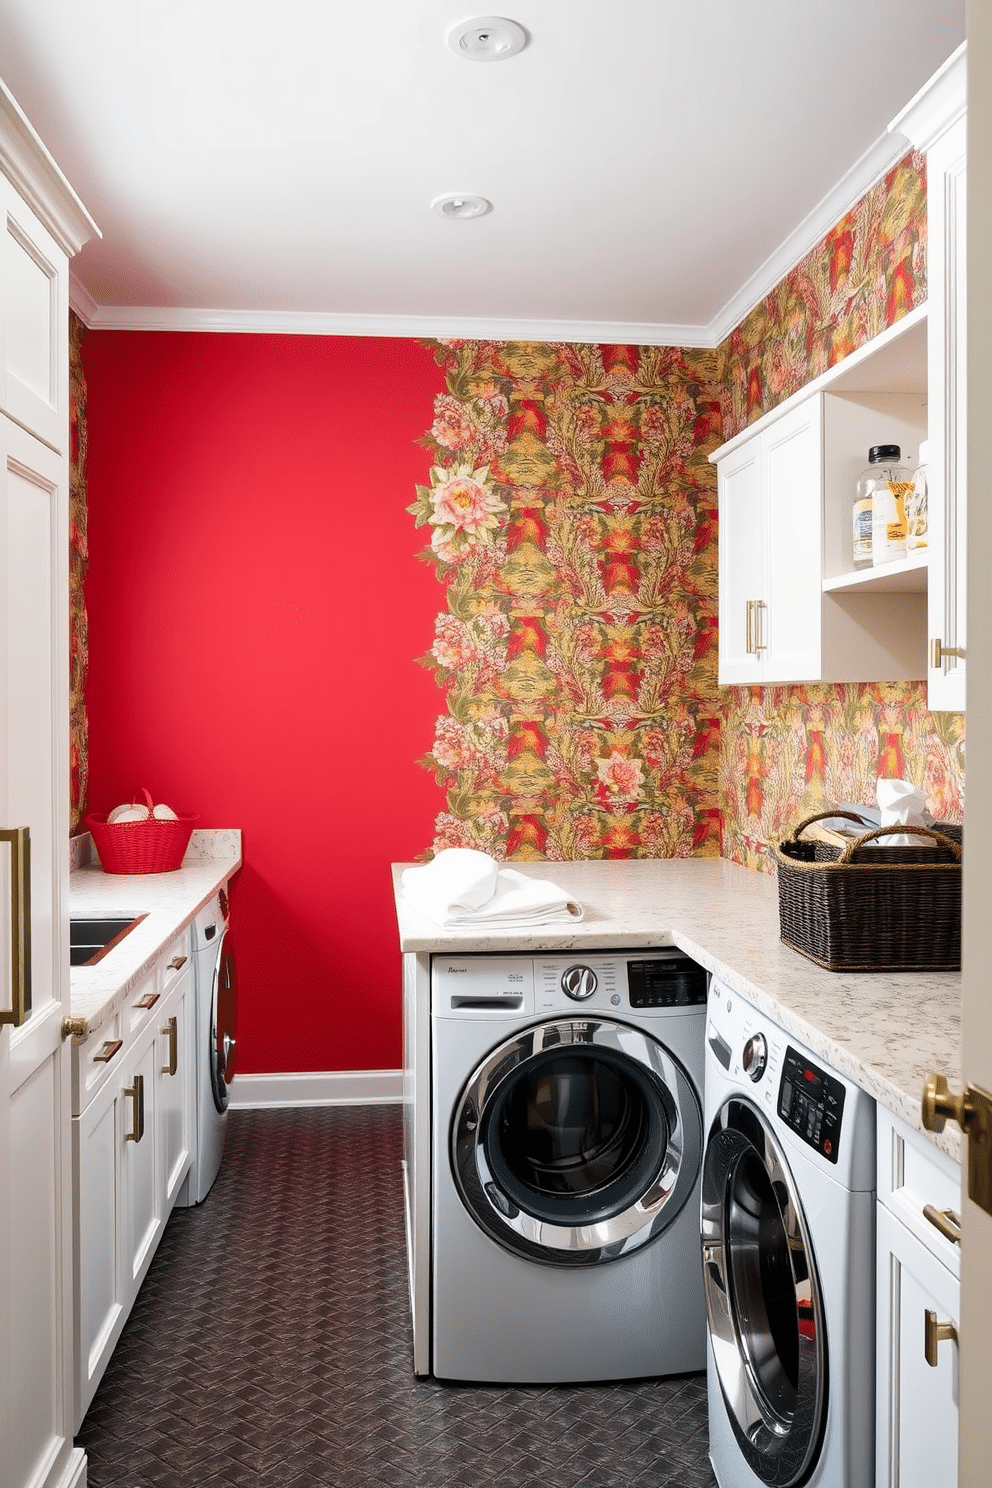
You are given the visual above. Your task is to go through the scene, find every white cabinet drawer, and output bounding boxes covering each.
[877,1106,962,1276]
[71,1009,125,1116]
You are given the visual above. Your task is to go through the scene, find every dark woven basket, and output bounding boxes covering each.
[775,811,962,971]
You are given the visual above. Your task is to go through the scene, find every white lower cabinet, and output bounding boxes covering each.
[876,1108,962,1488]
[72,937,194,1429]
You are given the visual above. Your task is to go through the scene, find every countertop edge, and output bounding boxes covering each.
[391,858,962,1164]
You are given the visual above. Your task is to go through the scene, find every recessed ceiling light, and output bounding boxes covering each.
[432,193,493,220]
[446,16,528,61]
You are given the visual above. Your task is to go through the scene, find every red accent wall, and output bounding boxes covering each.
[82,332,446,1074]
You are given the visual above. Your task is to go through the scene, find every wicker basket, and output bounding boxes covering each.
[775,811,962,971]
[86,789,198,875]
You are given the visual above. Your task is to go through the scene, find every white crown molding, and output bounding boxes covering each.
[0,78,100,256]
[79,300,715,347]
[704,129,913,346]
[228,1068,402,1109]
[68,271,99,326]
[71,70,949,352]
[889,41,966,151]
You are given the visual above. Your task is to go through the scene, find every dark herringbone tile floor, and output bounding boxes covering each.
[76,1105,716,1488]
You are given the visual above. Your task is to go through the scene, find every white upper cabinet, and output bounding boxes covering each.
[714,311,929,686]
[890,46,967,711]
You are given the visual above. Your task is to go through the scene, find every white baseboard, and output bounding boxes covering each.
[228,1069,402,1109]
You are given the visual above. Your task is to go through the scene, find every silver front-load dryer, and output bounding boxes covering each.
[430,949,708,1383]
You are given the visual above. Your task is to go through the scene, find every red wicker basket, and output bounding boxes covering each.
[86,789,198,875]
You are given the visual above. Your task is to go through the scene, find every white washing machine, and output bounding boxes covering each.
[176,890,236,1206]
[430,948,708,1383]
[700,977,875,1487]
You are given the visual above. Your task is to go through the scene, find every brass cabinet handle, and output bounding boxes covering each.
[753,598,767,653]
[923,1204,962,1246]
[931,638,965,668]
[134,990,160,1010]
[0,827,31,1027]
[922,1073,992,1221]
[161,1016,178,1077]
[167,955,187,971]
[93,1039,123,1065]
[745,599,755,655]
[124,1073,145,1143]
[924,1307,958,1367]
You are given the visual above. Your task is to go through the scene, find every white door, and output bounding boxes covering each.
[0,416,81,1488]
[959,9,992,1483]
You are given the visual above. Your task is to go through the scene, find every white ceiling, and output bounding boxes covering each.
[0,1,967,344]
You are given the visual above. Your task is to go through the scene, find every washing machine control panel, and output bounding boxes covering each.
[627,955,708,1008]
[778,1046,846,1163]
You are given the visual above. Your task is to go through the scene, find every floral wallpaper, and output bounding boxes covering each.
[410,149,965,868]
[409,342,724,860]
[69,311,89,835]
[717,149,965,872]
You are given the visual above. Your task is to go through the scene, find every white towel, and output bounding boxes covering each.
[401,849,583,930]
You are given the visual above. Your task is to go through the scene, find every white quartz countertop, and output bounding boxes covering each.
[391,857,961,1160]
[69,830,242,1032]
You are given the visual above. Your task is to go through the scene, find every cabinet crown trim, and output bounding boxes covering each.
[0,78,100,255]
[889,41,966,153]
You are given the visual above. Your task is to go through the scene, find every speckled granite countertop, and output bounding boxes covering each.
[69,830,242,1032]
[392,857,961,1161]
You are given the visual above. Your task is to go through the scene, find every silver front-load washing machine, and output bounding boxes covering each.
[430,948,708,1383]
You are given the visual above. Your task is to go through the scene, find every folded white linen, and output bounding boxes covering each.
[401,849,583,930]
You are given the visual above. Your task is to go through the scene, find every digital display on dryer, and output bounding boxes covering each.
[778,1046,845,1163]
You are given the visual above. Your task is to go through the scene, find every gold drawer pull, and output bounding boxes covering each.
[923,1204,962,1245]
[124,1074,145,1142]
[93,1039,123,1064]
[924,1307,958,1367]
[161,1016,178,1077]
[167,955,187,971]
[134,991,160,1010]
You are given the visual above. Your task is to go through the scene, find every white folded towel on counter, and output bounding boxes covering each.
[401,848,584,930]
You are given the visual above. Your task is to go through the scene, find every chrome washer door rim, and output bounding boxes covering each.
[451,1017,702,1267]
[701,1097,827,1486]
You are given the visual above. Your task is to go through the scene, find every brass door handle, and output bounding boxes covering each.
[924,1308,958,1367]
[922,1073,992,1219]
[161,1016,178,1077]
[922,1073,978,1135]
[0,827,31,1027]
[745,599,755,655]
[923,1205,962,1246]
[124,1073,145,1142]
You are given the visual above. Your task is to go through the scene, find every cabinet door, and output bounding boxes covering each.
[762,397,823,682]
[926,115,967,711]
[0,415,77,1487]
[717,437,764,684]
[73,1065,127,1431]
[0,177,69,453]
[157,966,193,1209]
[121,1032,161,1297]
[877,1203,960,1488]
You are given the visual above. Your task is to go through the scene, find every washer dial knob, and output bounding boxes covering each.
[561,965,598,1001]
[742,1033,768,1083]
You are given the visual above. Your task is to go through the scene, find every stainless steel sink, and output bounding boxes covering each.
[69,915,145,967]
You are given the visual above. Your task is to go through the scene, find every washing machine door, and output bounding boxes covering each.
[701,1096,827,1487]
[451,1017,702,1266]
